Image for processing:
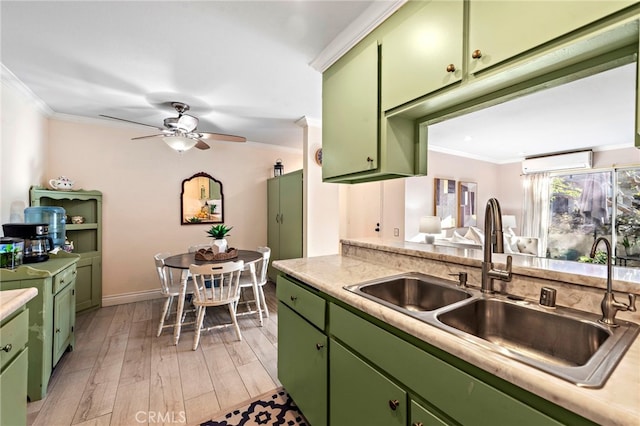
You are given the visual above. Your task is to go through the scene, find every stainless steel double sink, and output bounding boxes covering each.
[344,272,639,388]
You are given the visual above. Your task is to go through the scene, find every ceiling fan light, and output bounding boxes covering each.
[162,135,197,152]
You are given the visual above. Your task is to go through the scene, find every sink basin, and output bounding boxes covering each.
[345,272,639,387]
[345,273,472,313]
[436,297,639,387]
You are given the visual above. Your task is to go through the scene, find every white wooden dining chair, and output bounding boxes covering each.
[189,260,245,350]
[154,252,195,337]
[237,247,271,323]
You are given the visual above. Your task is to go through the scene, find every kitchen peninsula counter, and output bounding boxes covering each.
[273,238,640,426]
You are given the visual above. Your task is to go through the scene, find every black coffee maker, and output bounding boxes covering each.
[2,223,54,263]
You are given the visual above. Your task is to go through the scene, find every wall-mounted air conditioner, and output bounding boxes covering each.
[521,150,593,174]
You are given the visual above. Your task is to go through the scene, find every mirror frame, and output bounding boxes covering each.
[180,172,224,225]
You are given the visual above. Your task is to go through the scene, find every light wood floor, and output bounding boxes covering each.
[27,283,280,426]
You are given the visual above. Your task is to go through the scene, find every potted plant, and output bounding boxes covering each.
[206,224,233,253]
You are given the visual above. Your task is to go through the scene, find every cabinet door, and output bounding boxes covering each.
[0,348,28,426]
[411,399,450,426]
[53,282,75,366]
[75,255,101,312]
[330,339,406,426]
[277,302,327,426]
[381,0,463,111]
[278,172,302,261]
[469,0,636,74]
[323,40,379,179]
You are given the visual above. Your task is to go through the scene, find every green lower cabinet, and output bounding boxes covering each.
[0,348,28,426]
[410,399,449,426]
[277,302,327,426]
[75,255,101,312]
[53,281,76,366]
[330,339,407,426]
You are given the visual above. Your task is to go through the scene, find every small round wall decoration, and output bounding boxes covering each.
[314,148,322,166]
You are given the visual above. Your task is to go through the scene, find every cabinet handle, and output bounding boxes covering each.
[1,344,12,353]
[413,423,424,426]
[315,343,324,350]
[446,64,456,73]
[471,49,482,59]
[56,328,61,333]
[290,295,297,302]
[388,399,400,411]
[366,156,374,163]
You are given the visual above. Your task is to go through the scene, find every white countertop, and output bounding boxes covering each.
[0,288,38,322]
[273,253,640,426]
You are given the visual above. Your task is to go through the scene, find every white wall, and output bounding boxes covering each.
[301,118,340,257]
[46,117,302,300]
[405,150,499,240]
[1,77,49,224]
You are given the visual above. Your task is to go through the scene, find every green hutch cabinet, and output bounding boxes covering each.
[0,253,79,401]
[30,187,102,312]
[267,171,302,281]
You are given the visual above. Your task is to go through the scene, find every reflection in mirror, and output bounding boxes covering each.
[434,178,457,228]
[181,172,224,225]
[458,182,477,227]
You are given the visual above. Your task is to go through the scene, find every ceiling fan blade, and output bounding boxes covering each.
[99,114,165,130]
[194,139,211,150]
[131,134,166,140]
[199,132,247,143]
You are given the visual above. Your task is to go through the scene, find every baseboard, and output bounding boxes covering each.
[102,289,162,307]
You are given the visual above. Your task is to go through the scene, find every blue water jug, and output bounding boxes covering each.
[24,206,66,248]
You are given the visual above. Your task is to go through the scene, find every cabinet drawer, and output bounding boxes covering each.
[330,303,565,426]
[277,275,325,330]
[54,264,77,293]
[0,309,29,370]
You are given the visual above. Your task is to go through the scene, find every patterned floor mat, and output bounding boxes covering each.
[200,388,308,426]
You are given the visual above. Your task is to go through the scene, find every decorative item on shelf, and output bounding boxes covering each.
[206,224,233,253]
[274,159,284,177]
[419,216,442,244]
[49,176,74,191]
[71,216,85,224]
[194,247,238,261]
[62,238,74,253]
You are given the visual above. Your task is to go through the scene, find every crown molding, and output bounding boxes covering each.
[1,62,54,116]
[310,0,407,72]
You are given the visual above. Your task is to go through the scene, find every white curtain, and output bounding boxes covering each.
[522,173,550,256]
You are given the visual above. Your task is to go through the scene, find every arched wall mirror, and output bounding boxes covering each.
[181,172,224,225]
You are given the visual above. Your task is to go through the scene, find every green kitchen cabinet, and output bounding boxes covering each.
[30,187,102,312]
[267,171,302,281]
[468,0,637,74]
[381,0,464,112]
[0,254,79,401]
[322,40,379,180]
[330,339,407,426]
[0,308,29,426]
[322,38,426,184]
[276,275,327,426]
[411,399,449,426]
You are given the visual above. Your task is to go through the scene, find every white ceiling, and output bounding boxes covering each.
[1,1,637,160]
[1,0,400,148]
[429,63,637,164]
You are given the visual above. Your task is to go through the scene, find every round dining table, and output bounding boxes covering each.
[164,249,264,344]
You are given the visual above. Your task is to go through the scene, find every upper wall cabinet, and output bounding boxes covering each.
[468,0,637,74]
[381,0,464,112]
[322,41,380,180]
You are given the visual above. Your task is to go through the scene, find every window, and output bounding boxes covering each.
[545,167,640,266]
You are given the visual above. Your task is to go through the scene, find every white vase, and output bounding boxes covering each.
[211,238,228,254]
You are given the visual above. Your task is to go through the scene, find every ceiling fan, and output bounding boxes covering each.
[100,102,247,152]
